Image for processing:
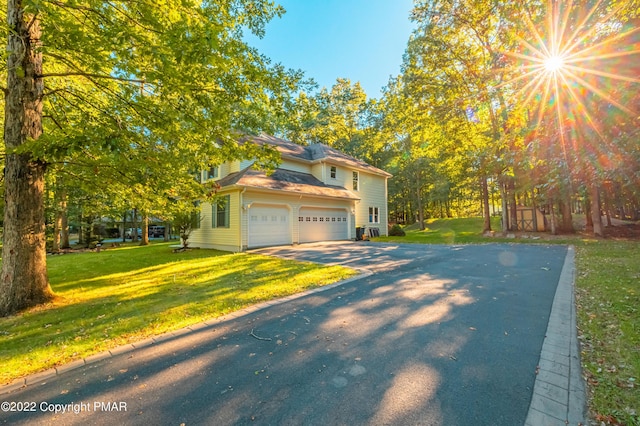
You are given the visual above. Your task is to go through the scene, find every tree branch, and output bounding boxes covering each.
[42,0,108,21]
[37,71,145,84]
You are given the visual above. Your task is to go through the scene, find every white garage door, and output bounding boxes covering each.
[247,204,291,248]
[299,207,348,243]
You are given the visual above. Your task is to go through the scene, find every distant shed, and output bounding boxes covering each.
[515,205,546,232]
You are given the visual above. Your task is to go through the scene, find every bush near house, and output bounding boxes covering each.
[388,224,406,236]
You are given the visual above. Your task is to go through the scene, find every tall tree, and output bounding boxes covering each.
[0,0,301,316]
[2,3,52,310]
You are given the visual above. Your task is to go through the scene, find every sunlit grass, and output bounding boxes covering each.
[575,241,640,425]
[0,242,356,384]
[377,217,503,244]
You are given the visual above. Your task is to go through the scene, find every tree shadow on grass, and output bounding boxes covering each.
[0,247,353,383]
[2,243,568,425]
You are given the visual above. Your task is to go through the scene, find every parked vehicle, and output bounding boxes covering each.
[148,226,165,238]
[125,228,142,239]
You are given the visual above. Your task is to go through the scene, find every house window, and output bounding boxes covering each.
[191,170,203,183]
[369,207,379,224]
[330,166,337,179]
[207,166,219,180]
[212,195,230,228]
[352,171,359,191]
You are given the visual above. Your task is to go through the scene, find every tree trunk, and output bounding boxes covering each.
[481,177,491,232]
[559,197,574,233]
[52,208,62,253]
[416,175,425,231]
[122,212,128,243]
[132,208,139,242]
[164,222,170,242]
[82,216,92,248]
[590,184,604,237]
[508,181,518,232]
[603,192,613,227]
[140,215,149,245]
[0,8,53,316]
[584,195,593,232]
[500,180,509,232]
[60,192,70,249]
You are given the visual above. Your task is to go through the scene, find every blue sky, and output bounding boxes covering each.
[246,0,416,98]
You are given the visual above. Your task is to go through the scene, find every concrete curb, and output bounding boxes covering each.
[1,271,372,396]
[525,246,587,426]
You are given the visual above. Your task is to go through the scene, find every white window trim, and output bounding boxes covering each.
[212,195,230,228]
[369,206,380,224]
[352,171,359,191]
[207,166,219,180]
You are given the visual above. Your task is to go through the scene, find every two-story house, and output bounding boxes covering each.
[189,134,391,251]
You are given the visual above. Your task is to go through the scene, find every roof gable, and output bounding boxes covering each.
[241,134,391,177]
[216,166,359,200]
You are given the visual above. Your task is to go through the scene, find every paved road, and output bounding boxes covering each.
[2,242,568,425]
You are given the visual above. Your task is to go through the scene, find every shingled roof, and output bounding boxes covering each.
[216,167,360,200]
[240,134,392,178]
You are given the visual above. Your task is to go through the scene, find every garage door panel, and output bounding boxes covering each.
[299,208,348,243]
[248,205,291,248]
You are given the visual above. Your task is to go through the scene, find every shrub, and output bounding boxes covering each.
[389,224,406,236]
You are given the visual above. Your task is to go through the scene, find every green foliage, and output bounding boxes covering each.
[388,224,406,236]
[1,0,306,232]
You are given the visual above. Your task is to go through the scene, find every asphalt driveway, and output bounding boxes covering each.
[2,242,569,425]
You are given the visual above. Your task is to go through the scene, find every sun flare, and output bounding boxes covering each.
[543,55,564,73]
[501,0,640,155]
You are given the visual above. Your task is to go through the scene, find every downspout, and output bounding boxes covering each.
[239,187,246,252]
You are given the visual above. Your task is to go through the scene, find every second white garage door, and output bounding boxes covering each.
[298,207,349,243]
[247,204,291,248]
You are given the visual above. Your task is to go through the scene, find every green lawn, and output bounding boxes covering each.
[377,216,507,244]
[575,240,640,425]
[0,242,356,384]
[1,221,638,425]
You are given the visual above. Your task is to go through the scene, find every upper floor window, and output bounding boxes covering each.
[352,171,359,191]
[207,166,219,180]
[212,195,230,228]
[330,166,337,179]
[369,207,379,223]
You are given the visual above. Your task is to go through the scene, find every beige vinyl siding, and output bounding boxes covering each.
[330,165,352,190]
[228,159,254,174]
[189,190,241,251]
[354,173,389,236]
[310,163,324,182]
[219,163,231,178]
[279,158,311,174]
